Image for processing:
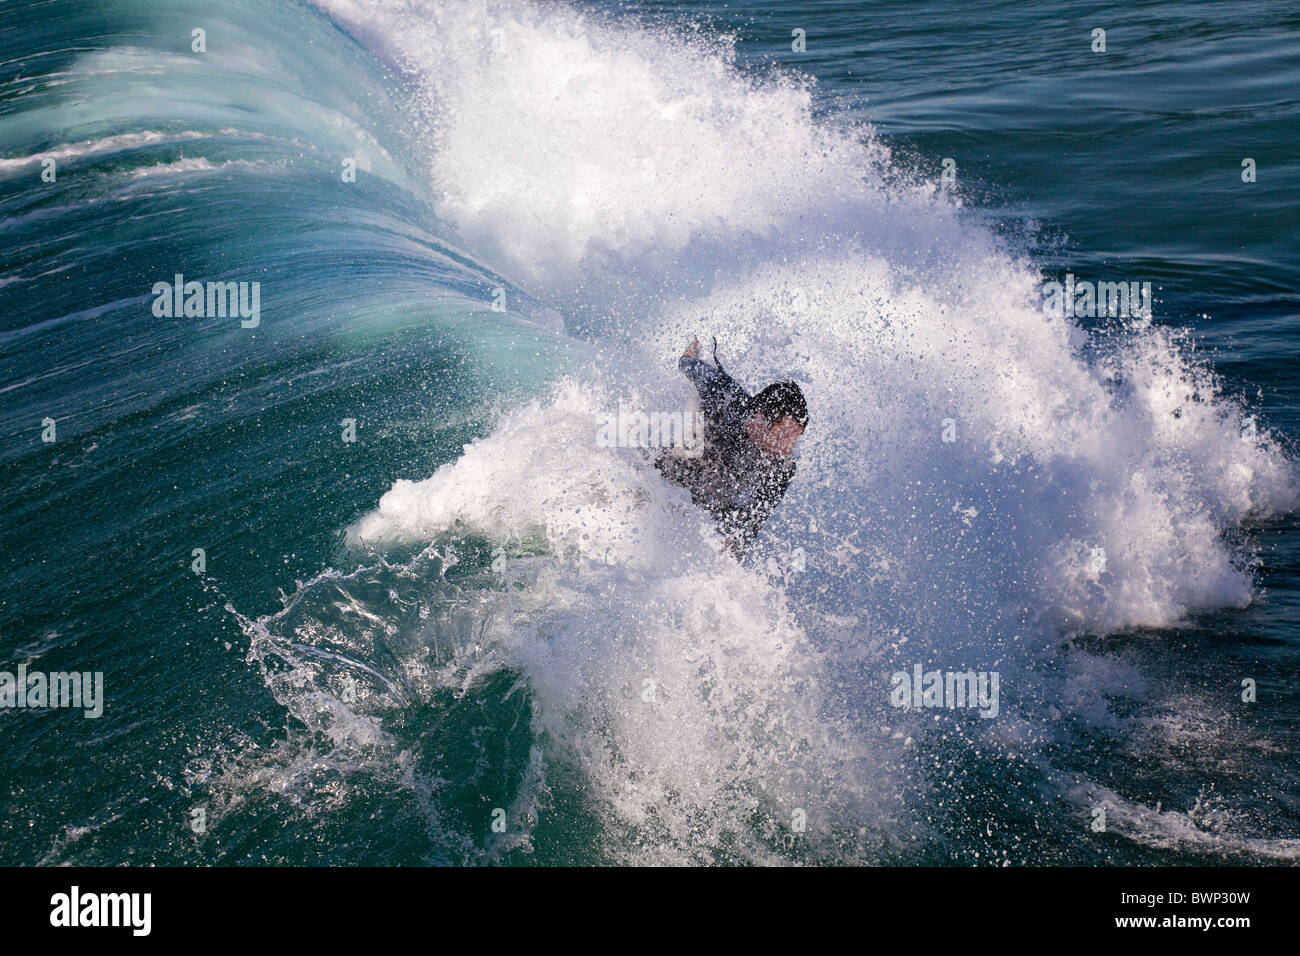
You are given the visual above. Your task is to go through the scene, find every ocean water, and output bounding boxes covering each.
[1,0,1298,865]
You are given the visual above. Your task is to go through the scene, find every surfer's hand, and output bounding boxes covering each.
[682,337,701,360]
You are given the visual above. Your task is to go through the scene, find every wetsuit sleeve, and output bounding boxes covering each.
[679,356,750,425]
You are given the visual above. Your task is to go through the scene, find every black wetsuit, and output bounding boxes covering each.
[655,355,796,555]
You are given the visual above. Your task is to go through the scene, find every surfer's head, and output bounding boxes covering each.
[746,382,808,457]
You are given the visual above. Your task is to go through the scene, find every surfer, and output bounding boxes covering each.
[655,337,808,556]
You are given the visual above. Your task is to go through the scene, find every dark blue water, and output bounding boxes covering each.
[1,0,1297,865]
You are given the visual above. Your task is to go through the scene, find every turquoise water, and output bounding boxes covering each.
[2,0,1298,864]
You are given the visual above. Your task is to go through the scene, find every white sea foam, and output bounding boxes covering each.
[304,0,1297,860]
[344,381,909,862]
[1067,779,1300,861]
[127,157,285,179]
[323,0,1295,637]
[0,130,208,177]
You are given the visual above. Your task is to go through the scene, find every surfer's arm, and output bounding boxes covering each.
[679,354,748,422]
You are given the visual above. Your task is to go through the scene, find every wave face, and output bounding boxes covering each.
[2,0,1297,865]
